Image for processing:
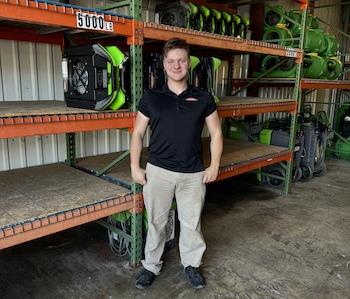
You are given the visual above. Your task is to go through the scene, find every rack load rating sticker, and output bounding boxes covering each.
[286,48,297,58]
[76,12,113,32]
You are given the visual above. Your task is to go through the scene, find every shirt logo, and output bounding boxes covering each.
[185,97,198,102]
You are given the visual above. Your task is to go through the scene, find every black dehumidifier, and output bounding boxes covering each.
[63,44,127,111]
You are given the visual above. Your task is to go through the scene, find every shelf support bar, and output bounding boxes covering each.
[283,2,308,196]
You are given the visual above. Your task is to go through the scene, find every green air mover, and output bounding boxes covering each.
[262,26,293,47]
[200,5,215,33]
[303,53,327,79]
[320,57,342,80]
[237,15,250,39]
[254,56,297,78]
[188,2,203,31]
[303,29,327,53]
[192,56,221,103]
[212,8,225,35]
[227,119,262,141]
[189,55,200,85]
[64,44,126,111]
[264,5,285,27]
[105,46,128,110]
[260,55,280,72]
[287,10,318,35]
[222,11,235,36]
[155,1,190,28]
[335,138,350,160]
[320,34,339,57]
[330,104,350,160]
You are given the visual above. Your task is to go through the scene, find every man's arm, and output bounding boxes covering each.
[130,112,150,185]
[203,111,223,183]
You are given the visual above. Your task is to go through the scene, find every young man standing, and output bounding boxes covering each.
[130,38,223,290]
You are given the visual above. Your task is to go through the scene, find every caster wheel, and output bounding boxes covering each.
[301,165,313,182]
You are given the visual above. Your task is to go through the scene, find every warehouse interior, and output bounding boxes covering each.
[1,0,350,298]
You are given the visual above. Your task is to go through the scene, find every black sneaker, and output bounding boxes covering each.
[135,269,157,289]
[184,266,205,289]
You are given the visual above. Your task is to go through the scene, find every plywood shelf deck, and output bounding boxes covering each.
[0,163,140,250]
[0,101,136,138]
[143,22,302,60]
[76,138,292,185]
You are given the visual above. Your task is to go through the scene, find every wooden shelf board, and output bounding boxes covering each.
[0,163,140,250]
[143,22,302,59]
[0,101,136,138]
[76,138,291,186]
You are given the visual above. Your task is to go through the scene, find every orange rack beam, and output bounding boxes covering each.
[143,22,303,59]
[217,97,297,118]
[0,0,134,38]
[300,79,350,90]
[0,111,136,138]
[0,193,142,250]
[215,150,292,182]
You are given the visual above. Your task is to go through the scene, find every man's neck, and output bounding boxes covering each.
[167,80,188,96]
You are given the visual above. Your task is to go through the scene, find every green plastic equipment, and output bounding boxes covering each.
[302,29,327,54]
[211,57,222,103]
[335,138,350,160]
[287,10,318,35]
[238,16,250,39]
[105,46,128,110]
[189,55,200,85]
[262,25,294,47]
[303,53,327,79]
[222,11,235,36]
[320,34,339,57]
[254,56,297,78]
[321,57,342,80]
[200,5,215,33]
[188,2,203,31]
[211,8,225,34]
[264,5,285,27]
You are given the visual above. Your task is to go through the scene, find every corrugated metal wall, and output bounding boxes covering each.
[0,1,160,172]
[0,39,133,171]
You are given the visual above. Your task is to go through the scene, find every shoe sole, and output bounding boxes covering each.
[135,282,149,290]
[192,284,205,290]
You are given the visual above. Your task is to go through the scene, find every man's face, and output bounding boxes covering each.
[163,48,190,83]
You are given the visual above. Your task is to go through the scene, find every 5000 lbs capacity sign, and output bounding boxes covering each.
[76,12,113,32]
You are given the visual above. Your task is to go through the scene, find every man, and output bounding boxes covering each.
[130,38,223,290]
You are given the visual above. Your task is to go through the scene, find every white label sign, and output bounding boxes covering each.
[286,48,297,58]
[76,12,113,32]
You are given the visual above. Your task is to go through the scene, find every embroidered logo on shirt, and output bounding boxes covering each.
[185,97,198,102]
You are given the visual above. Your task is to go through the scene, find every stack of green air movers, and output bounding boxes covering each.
[155,1,250,39]
[255,5,342,80]
[63,44,128,111]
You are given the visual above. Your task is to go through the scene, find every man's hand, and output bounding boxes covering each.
[203,164,219,184]
[131,166,147,185]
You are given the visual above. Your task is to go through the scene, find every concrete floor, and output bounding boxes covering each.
[1,158,350,299]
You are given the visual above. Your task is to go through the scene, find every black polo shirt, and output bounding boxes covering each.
[138,84,216,173]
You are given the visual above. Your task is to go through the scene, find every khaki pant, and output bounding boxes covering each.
[142,163,206,275]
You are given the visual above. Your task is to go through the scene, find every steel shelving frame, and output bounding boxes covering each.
[0,0,309,264]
